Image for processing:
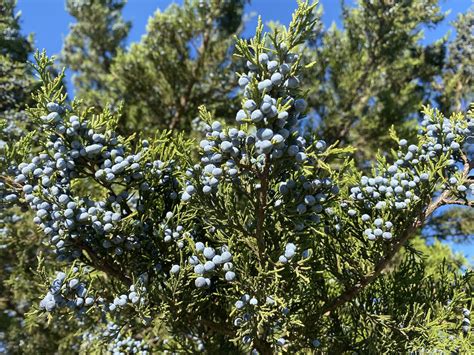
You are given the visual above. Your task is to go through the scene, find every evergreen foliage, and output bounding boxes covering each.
[61,0,131,108]
[436,7,474,113]
[0,0,36,137]
[62,0,248,133]
[303,0,446,163]
[1,0,473,353]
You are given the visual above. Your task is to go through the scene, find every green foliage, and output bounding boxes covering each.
[62,0,131,107]
[0,5,46,351]
[298,0,474,276]
[436,7,474,113]
[425,207,474,242]
[0,0,32,62]
[303,0,447,164]
[1,0,473,354]
[0,0,36,134]
[63,0,248,134]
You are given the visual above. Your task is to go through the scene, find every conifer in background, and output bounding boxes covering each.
[61,0,130,109]
[62,0,248,134]
[436,8,474,113]
[302,0,446,163]
[0,0,36,135]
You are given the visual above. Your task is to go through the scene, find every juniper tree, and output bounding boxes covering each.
[62,0,248,134]
[1,1,474,353]
[0,2,43,351]
[423,7,474,243]
[61,0,473,150]
[300,0,474,247]
[0,0,36,137]
[0,2,76,352]
[435,7,474,113]
[302,0,447,164]
[61,0,131,108]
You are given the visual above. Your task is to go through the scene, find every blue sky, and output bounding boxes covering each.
[17,0,471,57]
[15,0,473,260]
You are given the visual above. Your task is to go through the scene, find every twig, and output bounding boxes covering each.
[320,156,474,315]
[441,199,473,207]
[254,155,270,264]
[169,13,213,130]
[71,239,132,286]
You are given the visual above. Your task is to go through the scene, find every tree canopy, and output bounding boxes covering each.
[0,0,473,353]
